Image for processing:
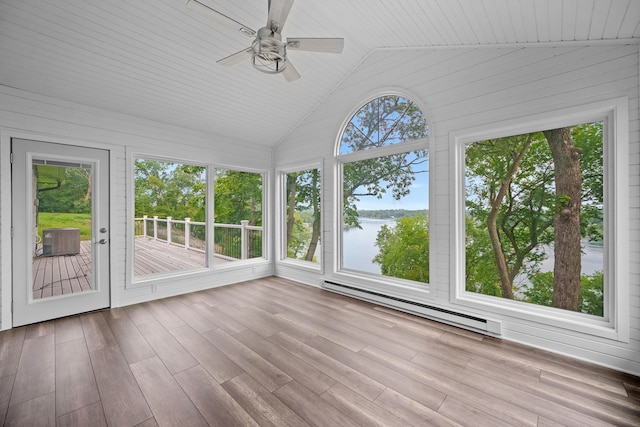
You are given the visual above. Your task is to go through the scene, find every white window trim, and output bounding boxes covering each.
[334,92,432,297]
[450,97,629,342]
[276,161,323,272]
[211,164,270,269]
[335,89,432,157]
[126,152,212,288]
[126,152,271,289]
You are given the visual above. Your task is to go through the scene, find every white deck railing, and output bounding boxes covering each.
[134,215,262,260]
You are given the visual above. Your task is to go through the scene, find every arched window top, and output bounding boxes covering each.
[339,95,429,155]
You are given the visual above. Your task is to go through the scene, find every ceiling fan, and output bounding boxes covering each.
[186,0,344,82]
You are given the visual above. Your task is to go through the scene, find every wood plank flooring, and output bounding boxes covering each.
[1,276,639,426]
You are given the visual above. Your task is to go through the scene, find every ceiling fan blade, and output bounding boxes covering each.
[217,48,253,66]
[282,60,301,82]
[267,0,295,33]
[286,38,344,53]
[187,0,256,38]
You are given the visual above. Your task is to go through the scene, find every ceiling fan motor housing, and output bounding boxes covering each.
[251,27,288,73]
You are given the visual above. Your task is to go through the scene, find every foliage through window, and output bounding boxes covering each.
[464,122,605,316]
[339,95,429,282]
[340,95,428,155]
[285,168,321,263]
[134,159,206,276]
[214,169,264,262]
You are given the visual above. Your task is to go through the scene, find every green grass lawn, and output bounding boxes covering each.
[38,212,92,240]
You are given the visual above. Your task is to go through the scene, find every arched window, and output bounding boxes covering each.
[337,94,430,284]
[339,95,428,154]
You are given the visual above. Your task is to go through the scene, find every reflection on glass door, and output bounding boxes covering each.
[32,160,94,299]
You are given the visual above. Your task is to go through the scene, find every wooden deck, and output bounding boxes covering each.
[133,237,208,276]
[32,239,226,299]
[1,276,639,426]
[32,241,93,299]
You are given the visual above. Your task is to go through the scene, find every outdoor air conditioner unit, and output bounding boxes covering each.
[42,228,80,256]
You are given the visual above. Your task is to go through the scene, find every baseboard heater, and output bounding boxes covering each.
[322,281,502,336]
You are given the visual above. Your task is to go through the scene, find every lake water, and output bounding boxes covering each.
[342,218,396,274]
[342,218,604,276]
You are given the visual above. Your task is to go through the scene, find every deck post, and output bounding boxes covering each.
[184,218,191,249]
[143,215,148,237]
[241,220,249,260]
[153,216,158,240]
[167,216,172,244]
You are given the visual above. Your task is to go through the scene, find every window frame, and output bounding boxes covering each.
[211,164,269,269]
[334,92,432,297]
[126,152,270,288]
[127,153,212,287]
[450,97,629,342]
[276,161,323,271]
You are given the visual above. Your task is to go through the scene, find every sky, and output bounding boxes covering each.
[354,171,429,211]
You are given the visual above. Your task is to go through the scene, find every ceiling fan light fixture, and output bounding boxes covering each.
[251,37,288,74]
[189,0,344,81]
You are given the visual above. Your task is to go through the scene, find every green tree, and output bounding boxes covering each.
[465,216,501,296]
[340,95,429,229]
[37,166,92,214]
[213,169,262,226]
[373,214,429,282]
[343,151,428,228]
[466,133,556,299]
[134,160,205,221]
[465,122,604,313]
[214,169,263,259]
[545,127,583,311]
[285,169,320,262]
[524,271,604,316]
[286,212,312,259]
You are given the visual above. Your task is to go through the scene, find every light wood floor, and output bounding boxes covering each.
[1,276,639,426]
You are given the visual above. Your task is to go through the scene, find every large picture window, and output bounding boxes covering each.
[130,157,267,284]
[452,99,629,340]
[465,123,604,316]
[213,168,264,263]
[337,94,430,283]
[283,167,321,264]
[134,158,207,277]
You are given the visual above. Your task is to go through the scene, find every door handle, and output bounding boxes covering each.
[97,239,108,245]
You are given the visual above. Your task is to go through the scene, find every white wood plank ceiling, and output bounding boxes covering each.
[1,0,638,147]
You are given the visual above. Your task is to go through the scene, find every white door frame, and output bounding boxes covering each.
[12,138,110,326]
[1,131,116,329]
[1,133,13,330]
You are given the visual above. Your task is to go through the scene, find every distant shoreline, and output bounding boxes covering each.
[357,209,427,220]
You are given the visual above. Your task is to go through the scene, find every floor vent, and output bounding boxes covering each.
[322,280,502,336]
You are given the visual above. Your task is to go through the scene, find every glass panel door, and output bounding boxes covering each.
[32,159,94,299]
[12,139,110,326]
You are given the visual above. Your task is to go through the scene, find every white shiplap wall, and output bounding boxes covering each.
[0,85,274,329]
[275,43,640,375]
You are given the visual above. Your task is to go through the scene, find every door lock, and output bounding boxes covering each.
[97,239,108,245]
[100,228,108,233]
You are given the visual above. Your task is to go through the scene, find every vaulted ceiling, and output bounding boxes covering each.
[1,0,638,147]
